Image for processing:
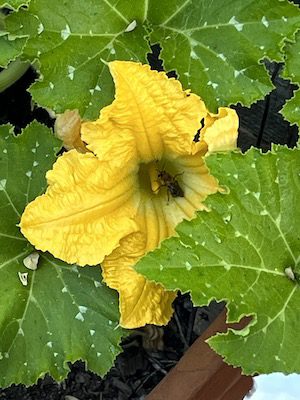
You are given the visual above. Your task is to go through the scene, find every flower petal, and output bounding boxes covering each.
[55,109,87,153]
[20,150,139,266]
[102,232,176,328]
[102,153,219,328]
[194,107,239,154]
[81,61,209,165]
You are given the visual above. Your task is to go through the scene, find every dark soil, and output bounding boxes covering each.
[0,42,298,400]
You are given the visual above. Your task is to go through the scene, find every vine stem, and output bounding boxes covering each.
[0,60,30,92]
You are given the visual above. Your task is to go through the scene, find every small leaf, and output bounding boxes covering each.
[0,0,30,10]
[0,122,124,386]
[0,36,27,68]
[136,146,300,374]
[281,30,300,127]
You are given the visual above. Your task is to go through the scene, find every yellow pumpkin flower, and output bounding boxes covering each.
[20,61,239,328]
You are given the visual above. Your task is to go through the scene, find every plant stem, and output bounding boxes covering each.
[0,60,30,92]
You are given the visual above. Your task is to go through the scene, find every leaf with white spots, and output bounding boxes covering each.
[281,30,300,127]
[3,0,149,118]
[148,0,300,111]
[3,0,300,116]
[0,0,30,9]
[0,123,124,386]
[136,146,300,374]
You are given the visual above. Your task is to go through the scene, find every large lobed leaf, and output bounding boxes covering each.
[281,30,300,127]
[148,0,300,111]
[0,122,124,387]
[1,0,299,116]
[136,146,300,375]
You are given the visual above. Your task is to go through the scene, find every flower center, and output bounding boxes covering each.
[138,160,184,200]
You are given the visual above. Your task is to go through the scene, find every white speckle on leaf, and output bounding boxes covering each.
[207,81,218,89]
[218,53,226,61]
[253,192,260,200]
[46,341,53,348]
[75,312,84,321]
[205,283,211,288]
[0,179,7,191]
[90,329,95,336]
[233,173,238,179]
[37,23,44,34]
[35,141,39,147]
[284,267,295,281]
[78,306,87,314]
[159,264,164,271]
[203,67,209,72]
[190,50,198,59]
[259,45,265,50]
[222,262,231,271]
[183,72,190,77]
[18,327,24,336]
[110,47,116,55]
[91,344,95,348]
[54,352,58,357]
[62,286,67,293]
[4,352,9,359]
[125,20,137,32]
[228,16,244,31]
[3,149,7,153]
[97,352,102,357]
[108,320,113,325]
[214,235,222,243]
[185,261,192,271]
[67,65,75,80]
[223,214,232,223]
[260,209,268,216]
[95,85,101,91]
[61,24,71,40]
[275,355,280,361]
[261,16,269,27]
[49,82,54,89]
[94,280,102,288]
[234,68,246,78]
[89,89,95,95]
[282,16,287,22]
[23,252,39,270]
[33,161,39,167]
[31,148,36,153]
[26,171,32,178]
[18,272,28,286]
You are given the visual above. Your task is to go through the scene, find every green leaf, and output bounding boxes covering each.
[0,122,124,386]
[4,0,149,118]
[281,30,300,127]
[148,0,300,111]
[3,0,300,116]
[136,146,300,374]
[0,0,30,10]
[0,35,27,68]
